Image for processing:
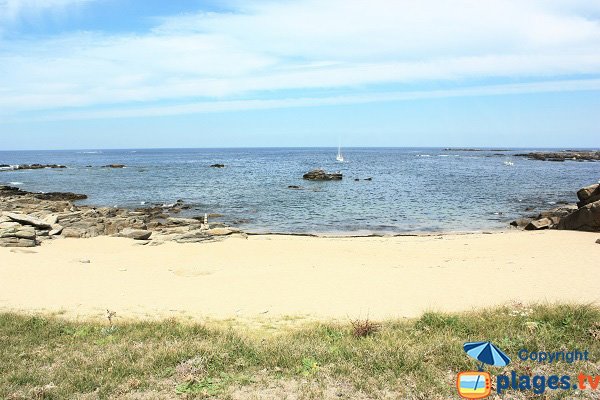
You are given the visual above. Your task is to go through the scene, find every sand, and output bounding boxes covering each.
[0,230,599,321]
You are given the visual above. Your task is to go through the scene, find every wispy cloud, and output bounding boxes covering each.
[18,79,600,122]
[1,0,600,120]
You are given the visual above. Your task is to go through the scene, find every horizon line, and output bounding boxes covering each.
[1,146,599,152]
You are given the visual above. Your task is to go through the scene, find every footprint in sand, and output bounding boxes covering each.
[171,268,215,277]
[10,249,37,254]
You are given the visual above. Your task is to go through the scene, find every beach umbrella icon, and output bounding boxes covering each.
[463,341,511,370]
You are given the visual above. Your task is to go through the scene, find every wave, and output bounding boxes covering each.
[8,181,23,185]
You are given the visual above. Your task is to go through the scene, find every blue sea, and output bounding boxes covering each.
[0,148,598,234]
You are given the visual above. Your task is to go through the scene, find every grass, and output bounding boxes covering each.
[0,303,599,399]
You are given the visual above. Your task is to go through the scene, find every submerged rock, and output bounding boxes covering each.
[0,164,67,171]
[514,151,600,162]
[102,164,126,168]
[210,164,225,168]
[34,192,88,201]
[302,169,343,181]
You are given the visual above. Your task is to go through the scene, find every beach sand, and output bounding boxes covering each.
[1,230,598,321]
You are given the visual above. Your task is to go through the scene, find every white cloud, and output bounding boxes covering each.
[19,78,600,122]
[1,0,600,119]
[0,0,89,21]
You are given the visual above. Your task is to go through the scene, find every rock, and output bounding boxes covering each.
[354,178,359,181]
[62,227,87,238]
[514,151,600,162]
[1,225,36,239]
[49,225,64,236]
[524,218,552,230]
[1,164,67,171]
[43,215,58,225]
[0,185,28,197]
[510,218,532,228]
[596,238,600,244]
[174,230,213,243]
[79,259,91,264]
[537,205,577,219]
[102,164,126,168]
[288,185,303,189]
[35,192,87,201]
[0,221,21,229]
[557,200,600,232]
[210,164,225,168]
[302,169,343,181]
[578,193,600,209]
[0,237,36,247]
[577,184,599,201]
[206,227,239,236]
[119,228,152,240]
[3,212,52,229]
[364,177,373,181]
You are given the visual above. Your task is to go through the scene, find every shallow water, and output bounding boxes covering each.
[1,148,598,233]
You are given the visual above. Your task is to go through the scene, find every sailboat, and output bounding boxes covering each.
[336,142,344,162]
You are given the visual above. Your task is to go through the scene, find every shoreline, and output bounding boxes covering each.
[2,230,599,322]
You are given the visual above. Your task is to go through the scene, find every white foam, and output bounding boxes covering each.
[9,181,23,185]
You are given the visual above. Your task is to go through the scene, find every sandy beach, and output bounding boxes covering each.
[1,230,598,321]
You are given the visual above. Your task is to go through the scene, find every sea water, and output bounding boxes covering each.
[0,148,598,234]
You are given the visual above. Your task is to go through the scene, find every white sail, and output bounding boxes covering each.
[336,142,344,162]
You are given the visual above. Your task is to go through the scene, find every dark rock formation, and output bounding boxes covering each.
[102,164,126,168]
[557,200,600,232]
[302,169,343,181]
[1,164,67,170]
[34,192,88,201]
[210,164,225,168]
[576,184,600,208]
[514,151,600,162]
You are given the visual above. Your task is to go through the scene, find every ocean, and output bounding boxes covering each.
[0,148,598,234]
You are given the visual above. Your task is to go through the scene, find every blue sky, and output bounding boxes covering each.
[1,0,599,150]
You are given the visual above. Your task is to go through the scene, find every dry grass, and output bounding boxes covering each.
[0,303,599,399]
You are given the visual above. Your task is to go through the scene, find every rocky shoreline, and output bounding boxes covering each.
[511,182,600,232]
[0,185,241,248]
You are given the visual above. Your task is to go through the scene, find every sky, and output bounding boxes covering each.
[0,0,599,150]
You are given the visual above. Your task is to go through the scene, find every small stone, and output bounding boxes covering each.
[79,259,91,264]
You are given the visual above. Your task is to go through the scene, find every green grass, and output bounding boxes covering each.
[0,304,599,399]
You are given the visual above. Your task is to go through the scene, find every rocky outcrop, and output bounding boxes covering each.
[35,192,88,201]
[210,164,225,168]
[0,186,236,247]
[512,183,600,232]
[576,184,600,208]
[0,224,37,247]
[118,228,152,240]
[557,200,600,232]
[102,164,126,168]
[0,164,66,171]
[302,169,343,181]
[514,151,600,162]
